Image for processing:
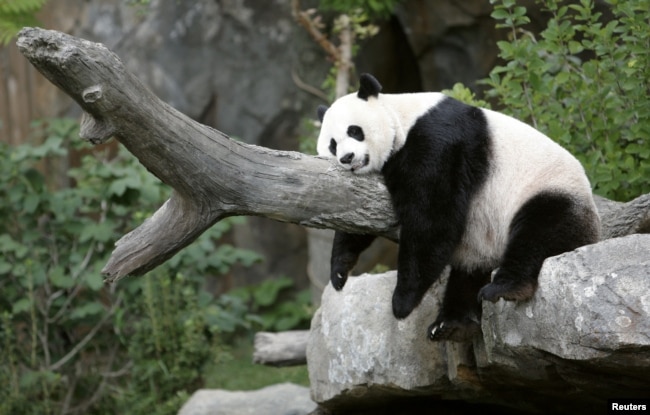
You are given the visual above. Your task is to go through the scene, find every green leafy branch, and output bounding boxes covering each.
[0,0,47,45]
[482,0,649,201]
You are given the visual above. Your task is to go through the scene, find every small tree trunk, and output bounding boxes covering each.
[307,12,356,307]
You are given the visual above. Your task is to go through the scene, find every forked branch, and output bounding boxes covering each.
[16,27,397,283]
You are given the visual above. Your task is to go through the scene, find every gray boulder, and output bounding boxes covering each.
[177,382,316,415]
[307,234,650,414]
[307,269,449,406]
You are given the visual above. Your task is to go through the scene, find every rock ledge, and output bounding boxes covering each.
[307,234,650,414]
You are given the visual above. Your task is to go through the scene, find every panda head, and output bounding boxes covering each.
[316,73,396,174]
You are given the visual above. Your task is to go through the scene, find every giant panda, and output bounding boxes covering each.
[316,73,601,342]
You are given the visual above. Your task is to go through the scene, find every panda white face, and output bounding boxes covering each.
[316,74,397,174]
[317,93,396,175]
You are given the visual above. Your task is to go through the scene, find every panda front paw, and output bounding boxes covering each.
[330,268,348,291]
[391,289,421,319]
[428,317,481,342]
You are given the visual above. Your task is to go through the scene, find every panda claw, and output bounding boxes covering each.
[428,317,481,342]
[429,322,444,339]
[330,270,348,291]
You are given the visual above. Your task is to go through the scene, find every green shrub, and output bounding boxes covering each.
[114,272,222,415]
[0,119,265,415]
[226,276,313,332]
[442,83,491,108]
[0,0,47,45]
[483,0,649,201]
[319,0,403,20]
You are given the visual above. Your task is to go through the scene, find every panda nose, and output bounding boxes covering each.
[340,153,354,164]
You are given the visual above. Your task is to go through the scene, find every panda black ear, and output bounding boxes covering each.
[357,73,382,101]
[317,105,328,122]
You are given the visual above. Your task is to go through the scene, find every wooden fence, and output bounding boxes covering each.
[1,43,35,145]
[0,1,80,146]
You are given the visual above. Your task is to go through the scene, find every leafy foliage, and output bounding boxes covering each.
[114,273,221,414]
[442,83,491,109]
[0,0,47,45]
[0,0,154,44]
[0,118,291,415]
[483,0,649,201]
[319,0,403,19]
[228,277,312,332]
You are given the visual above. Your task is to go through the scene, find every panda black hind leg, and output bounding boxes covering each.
[429,267,491,342]
[478,191,600,303]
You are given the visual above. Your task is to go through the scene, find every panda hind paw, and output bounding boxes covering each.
[477,280,536,303]
[428,318,481,342]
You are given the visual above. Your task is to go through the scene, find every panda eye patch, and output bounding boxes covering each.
[329,138,337,156]
[347,125,365,141]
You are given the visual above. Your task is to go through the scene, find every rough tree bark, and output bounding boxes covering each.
[16,27,398,285]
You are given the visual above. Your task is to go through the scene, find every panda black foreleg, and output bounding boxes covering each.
[391,224,458,320]
[329,231,377,290]
[428,268,491,342]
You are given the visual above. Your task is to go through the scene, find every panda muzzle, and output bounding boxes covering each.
[350,154,370,172]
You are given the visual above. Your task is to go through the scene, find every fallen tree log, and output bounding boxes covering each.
[16,27,398,284]
[594,194,650,239]
[252,331,310,367]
